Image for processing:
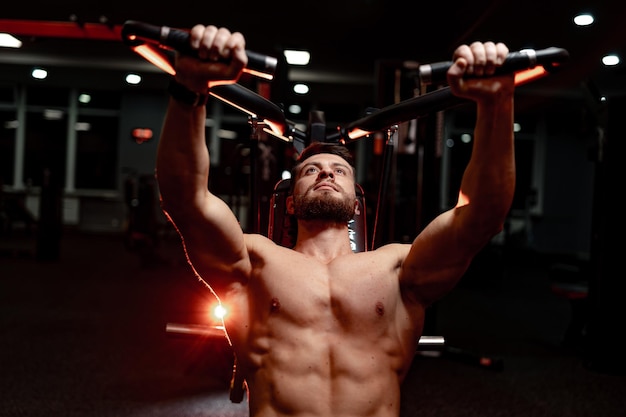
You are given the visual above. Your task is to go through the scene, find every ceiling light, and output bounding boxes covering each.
[573,13,594,26]
[217,129,238,140]
[293,84,309,94]
[125,73,141,85]
[288,104,302,114]
[78,94,91,104]
[31,68,48,80]
[75,122,91,131]
[602,54,620,66]
[44,109,64,120]
[0,33,22,48]
[284,50,311,65]
[4,120,19,129]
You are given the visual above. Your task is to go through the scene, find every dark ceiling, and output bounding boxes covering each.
[1,0,625,126]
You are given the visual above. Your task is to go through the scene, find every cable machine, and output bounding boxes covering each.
[121,20,572,398]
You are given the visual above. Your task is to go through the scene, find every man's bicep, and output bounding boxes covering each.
[173,193,250,284]
[401,210,475,306]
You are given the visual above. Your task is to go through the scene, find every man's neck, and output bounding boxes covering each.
[293,220,354,263]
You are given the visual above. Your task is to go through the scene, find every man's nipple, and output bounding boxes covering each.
[375,301,385,317]
[270,297,281,313]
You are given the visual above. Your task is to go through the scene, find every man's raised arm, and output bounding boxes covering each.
[155,25,251,289]
[400,41,516,306]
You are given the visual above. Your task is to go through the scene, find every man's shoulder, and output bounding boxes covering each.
[243,233,292,255]
[244,232,278,247]
[369,242,412,265]
[372,242,412,254]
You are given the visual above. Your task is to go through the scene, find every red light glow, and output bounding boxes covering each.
[514,67,549,86]
[131,128,154,144]
[131,44,176,75]
[213,304,227,320]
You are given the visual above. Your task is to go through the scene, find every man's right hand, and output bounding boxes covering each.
[174,24,248,93]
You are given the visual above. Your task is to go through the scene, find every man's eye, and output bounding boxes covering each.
[335,168,345,175]
[305,167,318,174]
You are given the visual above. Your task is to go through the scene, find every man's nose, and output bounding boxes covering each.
[318,169,334,180]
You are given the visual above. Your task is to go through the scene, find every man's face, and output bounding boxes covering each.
[288,153,357,223]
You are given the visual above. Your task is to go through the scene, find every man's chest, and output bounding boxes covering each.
[251,254,401,330]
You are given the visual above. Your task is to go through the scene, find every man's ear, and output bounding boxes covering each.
[286,195,294,215]
[353,199,361,216]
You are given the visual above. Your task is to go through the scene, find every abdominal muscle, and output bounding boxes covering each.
[245,322,405,417]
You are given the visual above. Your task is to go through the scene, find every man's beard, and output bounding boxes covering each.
[293,190,354,223]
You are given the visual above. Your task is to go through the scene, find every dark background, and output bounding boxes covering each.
[1,1,626,416]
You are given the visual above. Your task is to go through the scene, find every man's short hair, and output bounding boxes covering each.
[291,142,355,180]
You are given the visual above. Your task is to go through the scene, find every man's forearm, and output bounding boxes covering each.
[457,96,516,239]
[156,98,210,216]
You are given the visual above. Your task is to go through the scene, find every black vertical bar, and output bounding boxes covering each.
[371,130,395,250]
[585,96,626,375]
[248,116,261,234]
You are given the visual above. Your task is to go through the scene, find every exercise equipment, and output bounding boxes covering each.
[129,19,569,399]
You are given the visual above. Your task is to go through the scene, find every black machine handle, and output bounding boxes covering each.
[121,21,569,144]
[418,47,570,86]
[121,20,278,80]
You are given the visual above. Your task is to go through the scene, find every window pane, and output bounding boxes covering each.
[27,86,69,107]
[0,110,17,184]
[23,111,67,188]
[75,114,118,190]
[0,84,16,104]
[77,89,121,110]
